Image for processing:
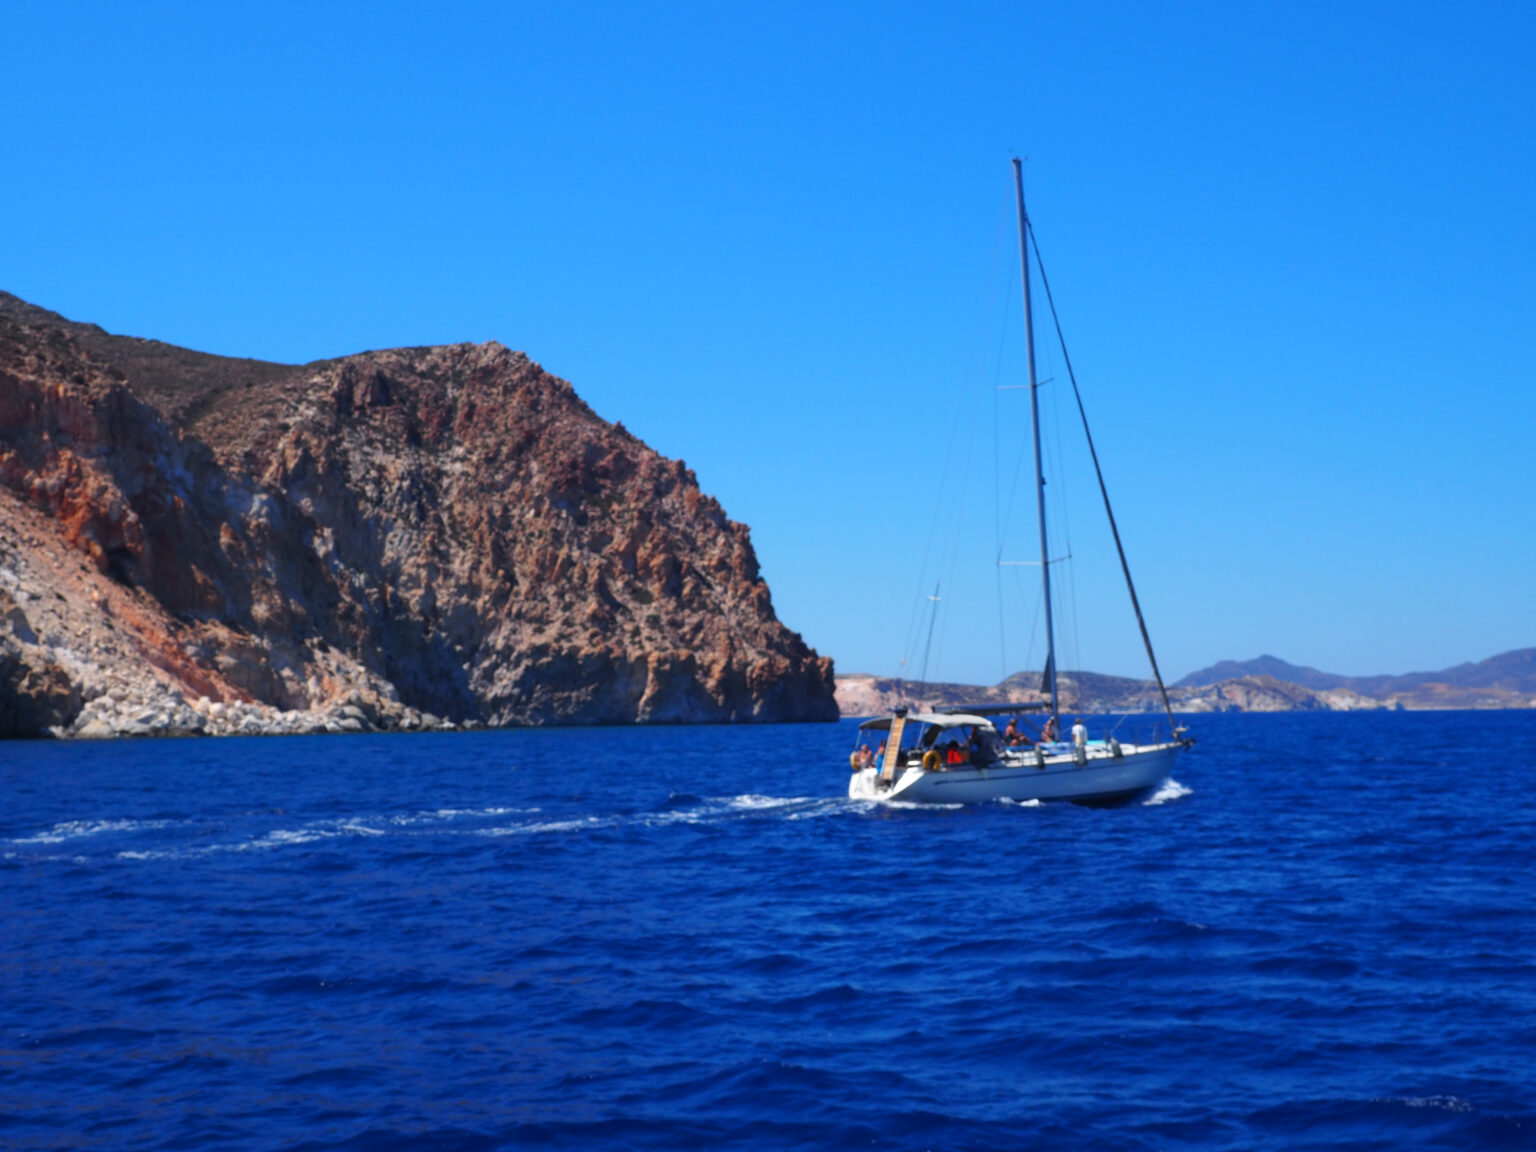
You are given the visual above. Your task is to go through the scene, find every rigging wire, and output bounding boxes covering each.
[1033,290,1084,691]
[990,229,1041,682]
[1027,221,1180,730]
[995,537,1009,681]
[927,205,1013,685]
[992,252,1010,681]
[897,400,964,683]
[932,410,979,685]
[1017,564,1042,683]
[899,192,1013,691]
[916,582,941,688]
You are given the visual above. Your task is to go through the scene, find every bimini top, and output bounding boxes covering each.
[858,712,995,733]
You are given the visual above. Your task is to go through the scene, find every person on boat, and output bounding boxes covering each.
[1072,718,1088,749]
[1003,717,1022,745]
[874,739,887,767]
[1042,715,1059,743]
[855,743,872,770]
[943,739,966,766]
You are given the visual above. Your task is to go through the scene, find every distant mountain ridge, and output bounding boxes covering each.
[1177,650,1536,697]
[1175,655,1344,690]
[834,648,1536,717]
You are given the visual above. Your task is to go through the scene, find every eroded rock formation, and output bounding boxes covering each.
[0,296,835,736]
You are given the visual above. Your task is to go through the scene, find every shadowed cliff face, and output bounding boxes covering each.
[0,301,835,734]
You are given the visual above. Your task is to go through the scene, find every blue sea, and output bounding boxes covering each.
[3,711,1534,1151]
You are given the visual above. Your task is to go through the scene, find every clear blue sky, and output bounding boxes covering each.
[4,1,1533,683]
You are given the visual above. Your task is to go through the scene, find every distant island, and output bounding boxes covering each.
[835,649,1536,716]
[0,292,836,738]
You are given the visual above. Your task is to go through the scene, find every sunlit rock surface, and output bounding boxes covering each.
[0,294,835,737]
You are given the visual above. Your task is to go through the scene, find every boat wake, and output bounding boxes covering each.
[1143,778,1192,805]
[480,794,860,836]
[2,769,1204,867]
[3,795,873,864]
[3,777,1194,865]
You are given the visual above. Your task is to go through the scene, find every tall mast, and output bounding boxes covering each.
[1014,157,1059,723]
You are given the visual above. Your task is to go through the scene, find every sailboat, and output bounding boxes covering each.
[847,160,1192,805]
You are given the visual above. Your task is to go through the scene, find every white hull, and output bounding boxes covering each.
[848,742,1181,806]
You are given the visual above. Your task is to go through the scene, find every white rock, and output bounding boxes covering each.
[75,717,118,740]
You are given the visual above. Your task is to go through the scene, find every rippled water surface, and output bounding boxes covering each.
[4,711,1535,1150]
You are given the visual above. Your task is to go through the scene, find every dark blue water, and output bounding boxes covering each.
[3,711,1534,1150]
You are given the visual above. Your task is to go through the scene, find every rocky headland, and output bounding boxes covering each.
[0,293,836,738]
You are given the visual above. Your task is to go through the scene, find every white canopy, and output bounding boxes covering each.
[857,712,995,732]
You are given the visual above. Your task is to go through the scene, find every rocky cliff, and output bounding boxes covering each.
[0,296,836,737]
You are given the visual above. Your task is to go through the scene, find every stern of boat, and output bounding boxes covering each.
[847,767,885,801]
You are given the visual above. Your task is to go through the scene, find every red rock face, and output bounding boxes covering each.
[0,301,836,732]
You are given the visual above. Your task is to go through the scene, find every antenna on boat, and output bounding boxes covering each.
[916,582,941,697]
[1013,157,1060,724]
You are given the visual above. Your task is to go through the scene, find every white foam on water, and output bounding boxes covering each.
[117,847,210,861]
[388,806,534,826]
[785,798,871,821]
[476,794,870,836]
[635,806,720,827]
[1143,778,1192,806]
[728,794,815,811]
[335,821,385,836]
[247,828,333,849]
[45,789,898,863]
[7,818,176,845]
[247,820,387,848]
[840,775,965,810]
[701,794,858,822]
[93,808,586,859]
[481,815,610,837]
[108,819,396,857]
[997,797,1044,808]
[1382,1095,1474,1113]
[845,770,881,802]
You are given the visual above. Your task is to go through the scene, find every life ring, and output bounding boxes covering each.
[850,751,862,771]
[922,749,941,772]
